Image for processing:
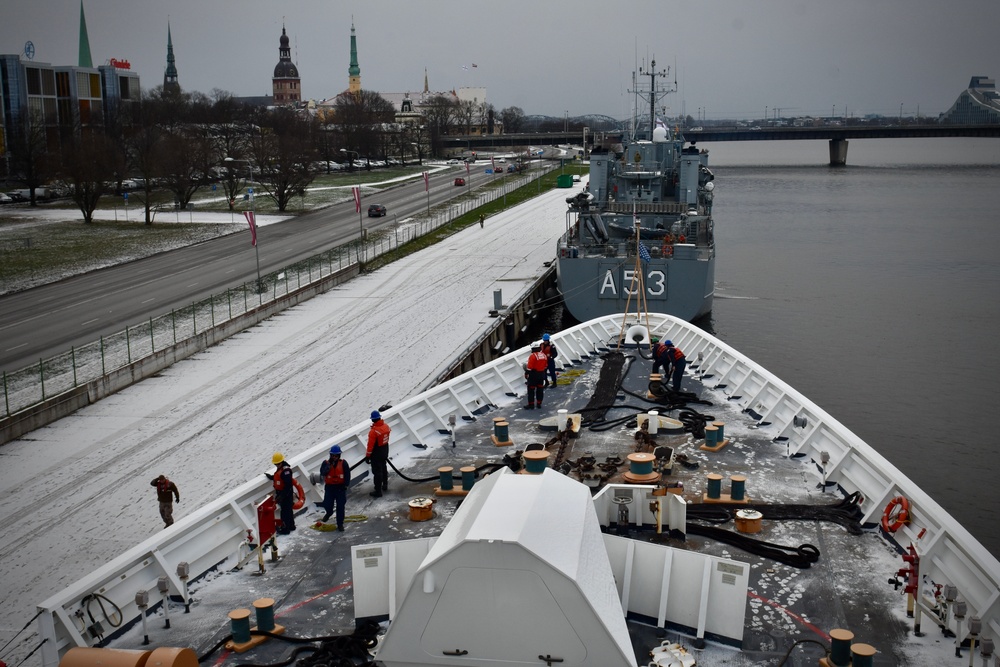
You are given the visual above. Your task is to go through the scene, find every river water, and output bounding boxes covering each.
[704,137,1000,559]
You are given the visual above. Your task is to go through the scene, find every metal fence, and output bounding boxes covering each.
[2,169,551,419]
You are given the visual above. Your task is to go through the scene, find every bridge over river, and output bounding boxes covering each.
[441,124,1000,165]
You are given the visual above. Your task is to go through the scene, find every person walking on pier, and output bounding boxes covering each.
[541,333,558,387]
[319,445,351,531]
[266,452,297,534]
[479,213,485,228]
[150,475,180,528]
[367,410,391,497]
[652,339,687,392]
[524,340,548,409]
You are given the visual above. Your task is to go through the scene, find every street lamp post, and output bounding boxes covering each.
[224,157,263,298]
[341,149,364,252]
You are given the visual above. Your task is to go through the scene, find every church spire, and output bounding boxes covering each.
[163,22,180,94]
[348,21,361,94]
[272,23,300,105]
[424,67,428,94]
[78,1,93,68]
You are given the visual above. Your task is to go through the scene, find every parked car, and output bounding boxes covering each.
[454,177,465,186]
[367,204,387,217]
[0,193,12,203]
[446,159,460,165]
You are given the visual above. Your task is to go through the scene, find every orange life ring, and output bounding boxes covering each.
[292,479,306,511]
[881,496,910,533]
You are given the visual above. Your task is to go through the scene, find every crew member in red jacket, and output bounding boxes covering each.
[524,340,549,409]
[367,410,391,497]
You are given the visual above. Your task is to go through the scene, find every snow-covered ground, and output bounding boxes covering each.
[0,186,575,666]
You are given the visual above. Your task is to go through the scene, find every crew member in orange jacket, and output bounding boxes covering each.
[266,452,296,534]
[367,410,391,497]
[652,339,687,391]
[319,445,351,530]
[524,340,549,409]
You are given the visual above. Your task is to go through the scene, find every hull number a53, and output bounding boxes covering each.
[600,269,666,297]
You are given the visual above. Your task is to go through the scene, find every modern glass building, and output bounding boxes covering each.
[940,76,1000,124]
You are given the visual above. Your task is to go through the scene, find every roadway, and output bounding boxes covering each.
[0,163,515,373]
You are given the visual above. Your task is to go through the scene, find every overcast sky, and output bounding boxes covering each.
[2,0,999,120]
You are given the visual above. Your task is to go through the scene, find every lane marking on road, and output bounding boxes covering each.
[81,318,99,326]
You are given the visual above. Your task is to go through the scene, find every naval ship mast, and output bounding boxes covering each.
[628,58,677,141]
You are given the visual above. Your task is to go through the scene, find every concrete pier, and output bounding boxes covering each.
[829,138,849,166]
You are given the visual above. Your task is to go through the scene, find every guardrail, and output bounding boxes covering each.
[2,168,552,444]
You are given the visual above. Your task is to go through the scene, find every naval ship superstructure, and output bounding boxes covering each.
[557,60,716,322]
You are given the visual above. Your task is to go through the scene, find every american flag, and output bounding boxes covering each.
[638,242,651,264]
[242,211,257,247]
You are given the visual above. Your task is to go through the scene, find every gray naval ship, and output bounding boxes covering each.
[557,61,716,323]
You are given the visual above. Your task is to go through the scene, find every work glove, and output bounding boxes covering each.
[364,456,371,464]
[265,473,273,480]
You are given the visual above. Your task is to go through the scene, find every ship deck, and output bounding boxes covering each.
[102,344,961,667]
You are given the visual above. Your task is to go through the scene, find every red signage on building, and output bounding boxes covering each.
[109,58,131,70]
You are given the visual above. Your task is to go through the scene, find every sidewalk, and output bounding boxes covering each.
[0,185,577,665]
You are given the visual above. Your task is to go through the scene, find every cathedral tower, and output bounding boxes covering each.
[272,24,301,105]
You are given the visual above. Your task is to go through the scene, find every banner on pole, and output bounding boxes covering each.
[243,211,257,247]
[352,186,361,213]
[423,171,429,191]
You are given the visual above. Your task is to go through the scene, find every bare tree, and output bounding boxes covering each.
[456,100,477,134]
[421,95,459,157]
[62,132,115,224]
[250,108,316,212]
[334,90,397,166]
[159,128,208,210]
[312,112,340,173]
[500,106,525,134]
[7,108,56,206]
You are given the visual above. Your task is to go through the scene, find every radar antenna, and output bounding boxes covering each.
[628,58,676,142]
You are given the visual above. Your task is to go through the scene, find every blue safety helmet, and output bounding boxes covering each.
[664,340,673,346]
[542,333,550,342]
[371,410,381,421]
[329,445,342,455]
